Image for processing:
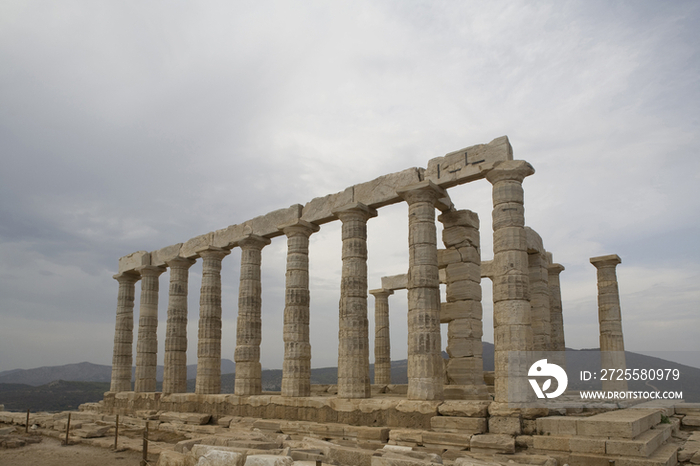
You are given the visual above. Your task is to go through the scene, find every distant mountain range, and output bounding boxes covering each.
[1,343,698,412]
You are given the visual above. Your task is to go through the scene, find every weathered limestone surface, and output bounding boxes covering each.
[118,250,149,273]
[382,274,408,291]
[486,160,535,403]
[135,265,166,393]
[590,254,628,392]
[425,136,514,188]
[398,181,447,401]
[162,256,196,394]
[370,289,394,385]
[110,271,140,392]
[195,247,230,395]
[150,243,184,267]
[280,220,319,397]
[334,203,377,399]
[438,209,484,386]
[547,255,566,368]
[527,248,551,352]
[235,235,271,396]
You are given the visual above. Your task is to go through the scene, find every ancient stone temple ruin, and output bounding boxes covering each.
[98,136,687,465]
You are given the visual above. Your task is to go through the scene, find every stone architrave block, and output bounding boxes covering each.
[241,204,303,241]
[524,227,545,254]
[212,223,248,249]
[301,187,354,225]
[425,136,513,188]
[156,449,188,466]
[353,167,422,209]
[382,274,408,291]
[150,243,183,267]
[118,251,150,273]
[180,233,214,259]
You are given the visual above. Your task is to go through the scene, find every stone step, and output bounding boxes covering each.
[567,442,678,466]
[537,408,662,439]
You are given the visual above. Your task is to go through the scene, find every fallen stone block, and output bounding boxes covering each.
[175,438,203,453]
[682,415,700,427]
[243,454,293,466]
[74,424,111,438]
[327,443,374,466]
[157,450,189,466]
[196,449,246,466]
[469,434,515,454]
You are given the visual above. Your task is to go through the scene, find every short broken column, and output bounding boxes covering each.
[398,181,447,401]
[486,160,535,403]
[235,235,271,396]
[162,256,196,395]
[280,220,319,397]
[334,203,377,399]
[547,257,566,367]
[438,209,484,386]
[110,272,140,392]
[590,254,628,391]
[134,265,166,393]
[195,247,230,395]
[369,288,393,385]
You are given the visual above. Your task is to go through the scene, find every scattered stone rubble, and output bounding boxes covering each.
[1,402,699,465]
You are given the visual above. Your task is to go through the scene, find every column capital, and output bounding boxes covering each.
[195,246,230,260]
[397,180,452,211]
[279,219,320,237]
[332,202,378,221]
[135,265,166,277]
[547,263,565,274]
[590,254,621,268]
[237,234,271,250]
[165,256,197,269]
[485,160,535,184]
[369,288,394,298]
[113,271,140,284]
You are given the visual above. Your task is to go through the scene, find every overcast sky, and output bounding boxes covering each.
[1,1,698,375]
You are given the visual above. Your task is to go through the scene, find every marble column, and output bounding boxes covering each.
[547,258,566,368]
[528,251,551,352]
[162,256,196,395]
[334,203,377,399]
[134,265,166,393]
[369,288,393,386]
[398,181,446,401]
[110,272,140,392]
[195,247,230,395]
[590,254,628,391]
[280,220,319,397]
[486,160,535,403]
[439,209,484,386]
[234,235,271,396]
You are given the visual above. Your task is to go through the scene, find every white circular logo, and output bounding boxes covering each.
[528,359,568,399]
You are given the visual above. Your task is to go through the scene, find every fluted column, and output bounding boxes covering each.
[529,251,551,351]
[110,272,140,392]
[439,209,484,386]
[334,203,377,399]
[398,181,446,401]
[134,265,166,393]
[486,160,535,403]
[591,254,627,391]
[162,257,196,394]
[369,288,393,385]
[195,247,230,395]
[547,258,566,368]
[234,235,271,396]
[280,220,319,397]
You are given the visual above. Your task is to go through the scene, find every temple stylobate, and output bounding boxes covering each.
[107,136,573,413]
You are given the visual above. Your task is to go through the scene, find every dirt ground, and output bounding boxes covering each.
[0,434,154,466]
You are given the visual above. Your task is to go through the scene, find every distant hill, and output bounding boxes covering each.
[0,360,236,387]
[0,380,110,412]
